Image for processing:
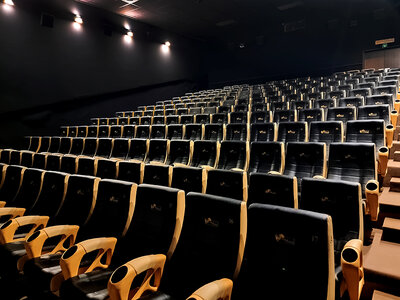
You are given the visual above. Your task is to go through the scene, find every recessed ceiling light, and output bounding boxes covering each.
[127,30,133,37]
[74,15,83,24]
[165,41,171,47]
[4,0,14,6]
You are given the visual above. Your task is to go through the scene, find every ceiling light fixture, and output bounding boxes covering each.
[4,0,14,6]
[164,41,171,47]
[127,30,133,37]
[74,14,83,24]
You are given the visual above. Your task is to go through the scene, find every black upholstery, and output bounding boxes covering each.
[110,138,129,160]
[96,159,118,179]
[69,138,84,156]
[298,108,324,124]
[117,161,142,184]
[211,113,228,124]
[314,98,336,109]
[346,120,385,148]
[126,138,148,161]
[98,125,110,138]
[184,124,203,141]
[145,139,168,164]
[171,166,204,193]
[166,124,184,140]
[309,121,343,145]
[60,155,77,174]
[0,165,25,204]
[326,107,356,123]
[87,126,98,138]
[357,105,390,124]
[189,140,218,168]
[273,110,296,122]
[47,137,61,153]
[81,138,98,157]
[20,151,34,167]
[248,173,296,207]
[135,125,151,139]
[225,124,248,141]
[165,140,190,166]
[110,125,123,138]
[76,157,96,176]
[291,100,311,110]
[230,111,248,124]
[250,123,276,142]
[250,111,271,123]
[366,95,394,110]
[46,154,61,171]
[195,114,210,124]
[235,204,333,299]
[204,124,224,141]
[349,88,371,98]
[59,137,72,154]
[143,164,171,186]
[248,141,283,174]
[9,151,21,166]
[150,125,166,139]
[206,169,246,201]
[123,125,136,138]
[166,115,179,125]
[140,116,153,125]
[338,96,364,107]
[38,137,51,153]
[32,153,47,169]
[95,138,113,158]
[68,126,78,137]
[277,122,307,143]
[217,141,248,171]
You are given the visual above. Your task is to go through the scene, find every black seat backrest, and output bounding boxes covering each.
[69,138,84,156]
[248,173,297,207]
[211,113,228,124]
[38,137,51,152]
[48,137,61,153]
[298,108,324,124]
[177,108,188,116]
[291,100,311,110]
[326,107,356,123]
[111,138,129,159]
[349,88,371,98]
[365,95,394,110]
[338,96,364,108]
[189,107,202,115]
[166,140,191,166]
[98,125,110,138]
[95,138,113,158]
[160,192,245,299]
[251,103,268,112]
[45,154,61,171]
[225,124,248,141]
[309,121,343,145]
[277,122,308,143]
[184,124,203,141]
[82,138,98,157]
[140,116,152,125]
[9,151,21,166]
[195,114,210,124]
[346,120,385,149]
[357,105,390,124]
[87,126,98,138]
[29,171,69,219]
[230,111,248,124]
[68,126,78,137]
[373,85,396,97]
[32,153,47,169]
[154,109,165,117]
[314,98,336,109]
[117,161,143,184]
[166,115,179,125]
[284,142,325,182]
[270,102,288,111]
[250,123,276,142]
[52,175,100,226]
[206,169,246,201]
[135,125,151,139]
[20,152,34,168]
[0,165,26,204]
[190,140,218,168]
[130,117,140,126]
[217,140,248,171]
[166,124,183,140]
[180,114,195,125]
[127,138,148,161]
[150,125,166,139]
[80,179,137,239]
[204,124,224,141]
[110,125,123,138]
[301,178,362,263]
[96,159,118,179]
[171,166,204,194]
[328,90,346,100]
[248,141,284,174]
[327,142,376,194]
[145,139,168,164]
[250,111,271,123]
[273,110,296,123]
[118,184,184,263]
[59,137,72,154]
[237,204,334,299]
[118,117,129,126]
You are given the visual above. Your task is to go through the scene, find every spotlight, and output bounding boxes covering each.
[4,0,14,6]
[165,41,171,47]
[127,30,133,37]
[161,44,170,53]
[74,14,83,24]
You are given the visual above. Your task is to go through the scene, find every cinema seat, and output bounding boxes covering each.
[110,138,130,160]
[37,136,51,153]
[9,151,22,166]
[189,140,219,169]
[98,125,110,138]
[216,141,249,172]
[20,151,34,167]
[301,178,364,300]
[166,115,179,125]
[184,124,204,141]
[171,166,206,194]
[110,125,123,138]
[195,114,211,124]
[58,184,185,300]
[338,96,365,108]
[58,137,72,154]
[68,138,84,156]
[225,123,249,141]
[108,192,245,300]
[329,90,346,100]
[211,113,228,124]
[349,88,371,99]
[136,125,151,139]
[250,111,272,123]
[167,124,184,140]
[81,138,98,157]
[248,173,297,207]
[248,141,284,174]
[96,159,118,179]
[229,111,248,124]
[68,126,78,138]
[273,109,297,122]
[87,125,99,138]
[251,103,268,112]
[60,155,78,174]
[94,138,113,159]
[60,127,69,137]
[117,161,144,184]
[130,117,140,126]
[291,100,311,110]
[309,121,344,145]
[47,137,61,153]
[45,154,61,171]
[145,139,168,164]
[150,124,167,139]
[234,204,334,299]
[140,116,153,125]
[277,122,308,143]
[206,169,247,201]
[327,142,379,221]
[298,108,324,123]
[314,98,337,109]
[327,107,356,123]
[166,140,192,166]
[32,153,47,169]
[143,164,172,186]
[366,95,394,110]
[204,123,225,141]
[0,165,25,207]
[118,117,129,126]
[126,138,149,162]
[250,123,277,142]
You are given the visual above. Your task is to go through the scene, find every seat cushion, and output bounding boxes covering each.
[59,268,114,300]
[0,241,27,278]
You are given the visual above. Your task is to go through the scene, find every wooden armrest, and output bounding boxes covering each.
[385,125,394,148]
[173,163,189,168]
[108,254,166,300]
[378,147,389,176]
[0,215,49,244]
[365,180,380,222]
[268,171,281,175]
[25,225,79,259]
[313,175,326,180]
[187,278,233,300]
[0,201,6,208]
[341,239,364,300]
[60,237,117,279]
[200,165,215,171]
[0,207,26,221]
[230,168,244,172]
[149,161,165,166]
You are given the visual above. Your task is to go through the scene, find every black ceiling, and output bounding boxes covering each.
[74,0,400,46]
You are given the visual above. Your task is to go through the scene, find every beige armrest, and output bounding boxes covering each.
[230,168,244,172]
[201,165,215,171]
[60,237,117,280]
[313,175,326,180]
[395,99,400,113]
[340,239,364,300]
[391,110,398,127]
[149,161,165,166]
[268,171,281,175]
[365,180,380,222]
[187,278,233,300]
[173,162,189,168]
[0,201,6,208]
[0,207,26,221]
[378,147,389,176]
[0,215,49,244]
[385,125,394,148]
[108,254,166,300]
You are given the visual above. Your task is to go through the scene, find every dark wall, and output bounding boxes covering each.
[207,10,400,87]
[0,0,206,148]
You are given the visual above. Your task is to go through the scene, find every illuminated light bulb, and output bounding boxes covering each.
[127,30,133,37]
[4,0,14,6]
[161,44,170,53]
[165,41,171,47]
[74,15,83,24]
